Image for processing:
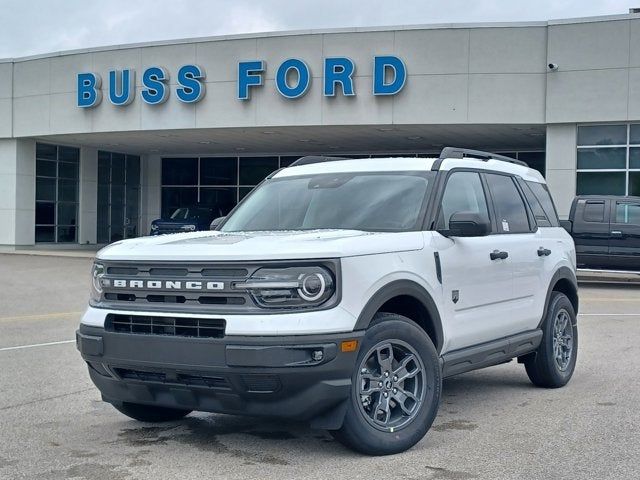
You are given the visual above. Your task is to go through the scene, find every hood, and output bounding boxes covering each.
[96,229,424,262]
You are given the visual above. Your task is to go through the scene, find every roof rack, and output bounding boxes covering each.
[288,155,351,167]
[432,147,528,170]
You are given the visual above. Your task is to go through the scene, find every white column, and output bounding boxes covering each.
[545,124,577,219]
[78,146,98,244]
[0,138,35,246]
[140,154,161,234]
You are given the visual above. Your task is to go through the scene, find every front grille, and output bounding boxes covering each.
[98,261,256,313]
[113,367,230,390]
[105,314,225,338]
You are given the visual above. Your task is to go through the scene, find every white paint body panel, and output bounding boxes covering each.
[83,156,576,356]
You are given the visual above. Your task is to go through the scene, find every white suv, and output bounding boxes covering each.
[77,148,579,455]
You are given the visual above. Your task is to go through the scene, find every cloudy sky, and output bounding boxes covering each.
[0,0,637,58]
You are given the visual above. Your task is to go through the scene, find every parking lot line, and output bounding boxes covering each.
[0,311,82,322]
[0,340,75,352]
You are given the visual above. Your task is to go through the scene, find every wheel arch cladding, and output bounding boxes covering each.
[543,267,579,325]
[354,280,444,353]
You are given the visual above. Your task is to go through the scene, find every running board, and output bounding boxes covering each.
[441,330,542,378]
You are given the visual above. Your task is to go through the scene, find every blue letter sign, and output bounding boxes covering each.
[109,69,135,106]
[238,61,265,100]
[275,59,310,99]
[177,64,206,103]
[77,73,102,108]
[324,57,355,96]
[141,67,169,105]
[373,56,406,96]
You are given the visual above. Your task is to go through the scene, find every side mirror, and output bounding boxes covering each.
[210,216,226,230]
[446,211,490,237]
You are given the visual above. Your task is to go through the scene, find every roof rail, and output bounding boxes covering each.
[432,147,528,171]
[288,155,352,167]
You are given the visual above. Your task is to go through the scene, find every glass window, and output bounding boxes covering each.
[615,203,640,225]
[518,152,545,177]
[630,124,640,145]
[35,202,55,225]
[57,203,77,226]
[162,157,198,185]
[58,162,78,180]
[239,186,254,201]
[126,155,140,185]
[524,181,560,227]
[521,182,550,227]
[630,148,640,169]
[239,157,279,185]
[161,187,198,218]
[577,147,626,170]
[200,157,237,185]
[111,153,126,185]
[36,178,56,201]
[58,146,79,163]
[630,172,640,196]
[222,172,432,232]
[583,201,605,222]
[485,173,531,234]
[577,125,627,146]
[36,143,57,160]
[35,226,55,242]
[577,172,626,195]
[36,159,57,177]
[57,226,77,243]
[279,156,299,168]
[58,179,78,202]
[437,172,489,230]
[200,187,237,216]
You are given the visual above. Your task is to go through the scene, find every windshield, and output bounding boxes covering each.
[221,171,432,232]
[169,207,210,221]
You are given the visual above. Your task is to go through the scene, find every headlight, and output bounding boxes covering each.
[150,224,159,231]
[235,266,335,309]
[90,262,105,303]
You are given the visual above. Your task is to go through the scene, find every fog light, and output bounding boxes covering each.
[311,350,324,362]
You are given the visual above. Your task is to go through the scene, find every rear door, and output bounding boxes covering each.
[608,200,640,270]
[433,170,514,351]
[483,172,544,335]
[572,199,611,268]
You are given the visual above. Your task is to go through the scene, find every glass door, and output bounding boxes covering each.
[97,151,140,244]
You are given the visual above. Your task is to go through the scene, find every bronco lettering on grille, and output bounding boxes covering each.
[111,280,224,290]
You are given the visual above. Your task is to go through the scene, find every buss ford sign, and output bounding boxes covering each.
[77,56,406,108]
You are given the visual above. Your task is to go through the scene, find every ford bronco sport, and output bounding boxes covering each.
[77,147,579,455]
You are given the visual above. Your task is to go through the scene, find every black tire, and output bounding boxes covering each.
[331,313,442,455]
[113,402,192,422]
[525,292,578,388]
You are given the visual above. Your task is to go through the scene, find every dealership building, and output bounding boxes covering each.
[1,11,640,247]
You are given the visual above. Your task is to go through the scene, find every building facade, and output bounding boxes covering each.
[1,12,640,246]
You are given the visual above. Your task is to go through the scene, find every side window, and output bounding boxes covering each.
[520,181,551,227]
[583,201,605,223]
[525,181,560,227]
[615,203,640,225]
[437,172,490,230]
[485,173,531,234]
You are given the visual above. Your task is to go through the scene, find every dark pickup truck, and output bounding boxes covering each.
[561,196,640,270]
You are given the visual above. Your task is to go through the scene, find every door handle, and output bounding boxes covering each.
[537,247,552,257]
[490,250,509,260]
[611,230,623,238]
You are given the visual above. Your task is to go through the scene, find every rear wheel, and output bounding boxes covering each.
[113,402,192,422]
[525,292,578,388]
[332,313,441,455]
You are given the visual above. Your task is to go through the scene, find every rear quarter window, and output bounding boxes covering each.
[524,181,560,227]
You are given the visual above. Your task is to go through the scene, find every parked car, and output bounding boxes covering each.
[77,148,578,455]
[561,195,640,271]
[150,205,220,235]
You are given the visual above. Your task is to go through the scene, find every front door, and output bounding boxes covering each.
[97,152,141,244]
[433,170,514,352]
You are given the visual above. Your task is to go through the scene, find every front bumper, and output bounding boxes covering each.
[77,324,363,429]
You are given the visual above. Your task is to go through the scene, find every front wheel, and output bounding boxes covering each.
[332,313,442,455]
[113,402,192,422]
[525,292,578,388]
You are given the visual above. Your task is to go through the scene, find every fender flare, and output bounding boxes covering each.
[353,279,444,353]
[540,266,579,327]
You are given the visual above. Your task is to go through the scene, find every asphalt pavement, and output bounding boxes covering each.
[0,253,639,480]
